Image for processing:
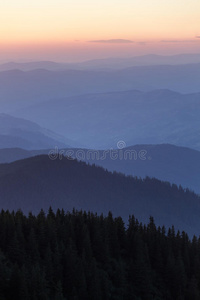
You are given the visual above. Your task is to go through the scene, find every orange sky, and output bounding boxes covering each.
[0,0,200,61]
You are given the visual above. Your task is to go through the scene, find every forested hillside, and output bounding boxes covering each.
[0,155,200,236]
[0,209,200,300]
[0,144,200,194]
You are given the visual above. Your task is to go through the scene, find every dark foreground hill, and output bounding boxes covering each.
[80,144,200,194]
[0,144,200,194]
[0,155,200,237]
[0,209,199,300]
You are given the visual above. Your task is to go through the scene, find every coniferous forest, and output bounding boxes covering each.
[0,208,200,300]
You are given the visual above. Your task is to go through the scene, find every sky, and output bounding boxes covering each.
[0,0,200,62]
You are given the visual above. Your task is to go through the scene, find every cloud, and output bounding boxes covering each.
[161,39,196,43]
[88,39,134,43]
[137,42,147,45]
[196,36,200,38]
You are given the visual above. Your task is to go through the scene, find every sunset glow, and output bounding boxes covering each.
[1,0,200,61]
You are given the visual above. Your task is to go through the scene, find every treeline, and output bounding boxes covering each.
[0,208,200,299]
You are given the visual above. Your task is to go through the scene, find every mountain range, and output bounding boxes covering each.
[0,55,199,239]
[12,89,200,150]
[1,54,200,71]
[0,63,200,114]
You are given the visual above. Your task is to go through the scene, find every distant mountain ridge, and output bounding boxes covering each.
[0,63,200,114]
[0,114,74,149]
[1,54,200,71]
[0,155,199,237]
[13,89,200,150]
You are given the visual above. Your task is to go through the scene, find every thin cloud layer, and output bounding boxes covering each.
[138,42,147,45]
[88,39,134,43]
[161,40,196,43]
